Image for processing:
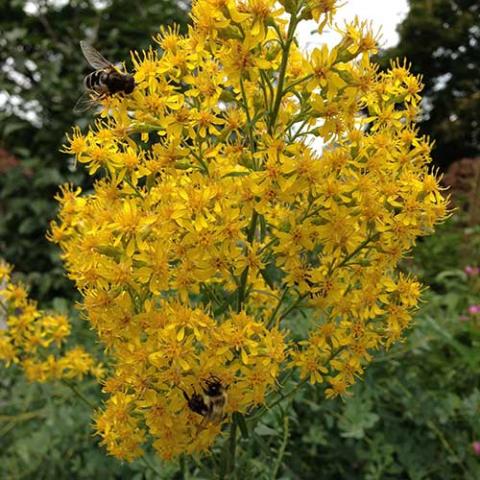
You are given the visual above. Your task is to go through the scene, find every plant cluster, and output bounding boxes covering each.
[44,0,448,463]
[0,261,102,382]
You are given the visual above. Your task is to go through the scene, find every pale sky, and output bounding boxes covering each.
[297,0,409,50]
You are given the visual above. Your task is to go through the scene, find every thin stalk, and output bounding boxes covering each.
[141,455,163,477]
[250,347,344,423]
[283,73,314,94]
[260,70,275,107]
[277,292,308,324]
[265,379,308,412]
[258,237,278,255]
[0,300,8,313]
[0,410,45,422]
[61,380,96,409]
[266,287,289,329]
[269,12,299,133]
[124,176,143,199]
[193,135,210,176]
[426,420,470,477]
[0,410,46,438]
[240,76,256,158]
[180,455,188,479]
[288,118,314,142]
[236,210,259,312]
[259,74,270,112]
[248,372,298,424]
[227,416,238,476]
[271,415,290,480]
[282,112,310,137]
[331,233,379,273]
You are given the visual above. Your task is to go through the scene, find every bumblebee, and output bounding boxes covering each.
[74,41,135,112]
[182,376,228,424]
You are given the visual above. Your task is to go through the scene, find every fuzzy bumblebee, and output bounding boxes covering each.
[182,376,228,424]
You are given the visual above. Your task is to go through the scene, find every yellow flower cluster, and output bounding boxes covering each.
[51,0,447,461]
[94,302,285,460]
[0,261,102,382]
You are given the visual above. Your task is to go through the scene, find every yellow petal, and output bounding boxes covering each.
[177,327,185,341]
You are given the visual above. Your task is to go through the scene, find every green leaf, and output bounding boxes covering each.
[18,217,38,234]
[338,396,379,439]
[254,423,278,437]
[3,122,27,138]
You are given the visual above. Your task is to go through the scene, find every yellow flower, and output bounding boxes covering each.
[306,45,345,92]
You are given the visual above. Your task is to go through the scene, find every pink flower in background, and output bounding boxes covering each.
[472,441,480,456]
[468,305,480,315]
[465,265,480,276]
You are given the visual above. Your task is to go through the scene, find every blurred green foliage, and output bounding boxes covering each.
[0,0,188,304]
[380,0,480,170]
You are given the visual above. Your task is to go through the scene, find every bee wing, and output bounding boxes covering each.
[73,91,97,113]
[80,41,113,70]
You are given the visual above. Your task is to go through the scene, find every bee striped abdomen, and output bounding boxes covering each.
[205,394,227,423]
[84,70,107,92]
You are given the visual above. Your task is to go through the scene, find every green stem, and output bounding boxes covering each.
[288,117,313,142]
[331,233,379,273]
[260,70,274,108]
[0,300,8,314]
[240,76,256,158]
[61,380,96,409]
[248,371,298,423]
[277,292,308,323]
[236,210,259,312]
[250,347,344,423]
[266,287,289,329]
[258,237,277,255]
[227,417,237,478]
[0,410,45,422]
[283,74,314,94]
[271,415,289,480]
[0,410,46,438]
[269,11,299,133]
[426,420,470,477]
[141,455,163,477]
[124,176,143,199]
[265,378,307,412]
[193,136,210,176]
[180,455,188,479]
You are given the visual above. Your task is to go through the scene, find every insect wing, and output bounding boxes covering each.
[73,91,97,113]
[80,41,113,70]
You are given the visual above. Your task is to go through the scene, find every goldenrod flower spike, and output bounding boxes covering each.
[52,0,446,461]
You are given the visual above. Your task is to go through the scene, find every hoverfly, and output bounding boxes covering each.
[73,41,135,113]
